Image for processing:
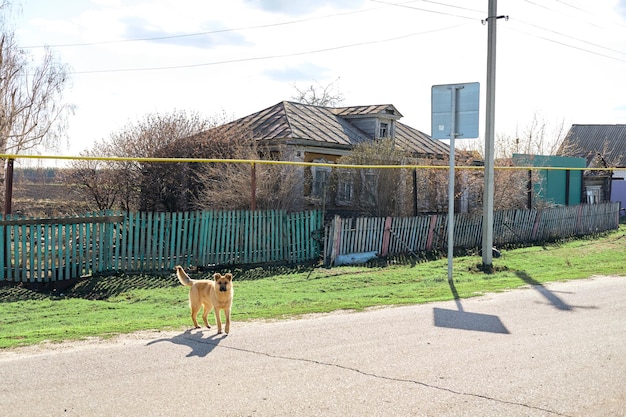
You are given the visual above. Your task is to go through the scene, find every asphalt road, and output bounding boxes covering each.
[1,275,625,417]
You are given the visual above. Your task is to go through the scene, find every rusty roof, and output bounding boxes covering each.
[218,101,448,157]
[558,124,626,167]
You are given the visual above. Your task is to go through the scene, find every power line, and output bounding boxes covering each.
[20,0,626,75]
[19,2,398,49]
[506,25,626,63]
[524,0,626,30]
[70,23,471,75]
[370,0,480,20]
[512,17,626,58]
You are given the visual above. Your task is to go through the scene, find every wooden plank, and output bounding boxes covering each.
[206,211,216,266]
[26,224,34,282]
[157,212,165,269]
[192,211,200,267]
[139,211,149,271]
[169,212,178,267]
[243,210,251,264]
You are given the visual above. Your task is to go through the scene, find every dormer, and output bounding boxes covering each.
[331,105,403,140]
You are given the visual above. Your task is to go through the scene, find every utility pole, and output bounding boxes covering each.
[482,0,506,271]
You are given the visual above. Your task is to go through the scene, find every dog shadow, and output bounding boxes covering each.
[146,329,227,357]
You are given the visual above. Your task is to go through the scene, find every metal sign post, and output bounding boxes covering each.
[432,82,480,282]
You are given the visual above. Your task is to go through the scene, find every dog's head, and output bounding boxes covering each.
[213,273,233,292]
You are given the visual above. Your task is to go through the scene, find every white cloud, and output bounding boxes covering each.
[10,0,626,160]
[242,0,365,16]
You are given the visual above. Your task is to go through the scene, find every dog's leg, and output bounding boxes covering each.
[224,307,231,335]
[202,303,211,329]
[214,308,223,334]
[190,303,201,329]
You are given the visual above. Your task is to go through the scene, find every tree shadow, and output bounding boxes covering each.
[433,280,510,334]
[146,329,227,357]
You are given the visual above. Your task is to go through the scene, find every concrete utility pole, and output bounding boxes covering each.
[481,0,504,270]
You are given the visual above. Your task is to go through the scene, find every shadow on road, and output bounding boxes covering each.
[433,280,510,334]
[146,329,226,357]
[515,271,600,312]
[515,271,572,311]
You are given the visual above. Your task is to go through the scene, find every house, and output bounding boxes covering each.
[557,124,626,208]
[214,101,450,215]
[218,100,448,157]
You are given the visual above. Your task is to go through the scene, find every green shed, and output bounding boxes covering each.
[512,154,587,206]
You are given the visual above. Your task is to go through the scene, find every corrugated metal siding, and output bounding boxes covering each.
[559,124,626,167]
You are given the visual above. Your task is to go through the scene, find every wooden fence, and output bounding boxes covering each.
[324,202,621,266]
[0,209,324,283]
[1,203,620,282]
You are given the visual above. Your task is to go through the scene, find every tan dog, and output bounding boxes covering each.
[175,266,234,334]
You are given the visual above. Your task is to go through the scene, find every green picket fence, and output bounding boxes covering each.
[0,209,324,283]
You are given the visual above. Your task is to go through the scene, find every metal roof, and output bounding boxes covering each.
[331,104,403,119]
[218,101,448,157]
[558,124,626,167]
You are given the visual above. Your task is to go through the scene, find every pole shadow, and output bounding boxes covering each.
[515,271,573,311]
[146,329,226,357]
[433,280,510,334]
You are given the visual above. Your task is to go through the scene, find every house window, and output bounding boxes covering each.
[311,165,331,199]
[379,122,389,138]
[336,170,354,204]
[361,169,378,206]
[585,185,601,204]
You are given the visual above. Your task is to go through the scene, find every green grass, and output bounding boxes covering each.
[1,225,625,349]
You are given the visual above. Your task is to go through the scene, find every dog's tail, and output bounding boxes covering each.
[175,266,193,287]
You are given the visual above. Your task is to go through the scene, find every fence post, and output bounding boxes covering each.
[575,204,583,233]
[380,217,392,257]
[426,215,438,251]
[531,209,542,241]
[330,215,341,266]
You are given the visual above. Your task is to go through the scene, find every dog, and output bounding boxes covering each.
[175,265,234,334]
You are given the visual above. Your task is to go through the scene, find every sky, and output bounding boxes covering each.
[11,0,626,165]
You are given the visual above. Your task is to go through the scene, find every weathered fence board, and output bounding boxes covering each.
[325,203,621,266]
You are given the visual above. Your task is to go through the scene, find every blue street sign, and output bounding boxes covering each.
[431,82,480,140]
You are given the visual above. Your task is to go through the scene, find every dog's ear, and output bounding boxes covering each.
[225,273,233,281]
[213,273,221,280]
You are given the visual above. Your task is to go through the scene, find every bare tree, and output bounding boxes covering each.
[64,141,131,211]
[68,110,215,212]
[333,138,413,217]
[192,124,303,212]
[496,112,567,158]
[0,2,73,205]
[291,77,344,107]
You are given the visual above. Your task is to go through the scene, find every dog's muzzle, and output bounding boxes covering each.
[219,284,228,292]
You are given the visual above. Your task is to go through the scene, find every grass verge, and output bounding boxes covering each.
[1,225,625,349]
